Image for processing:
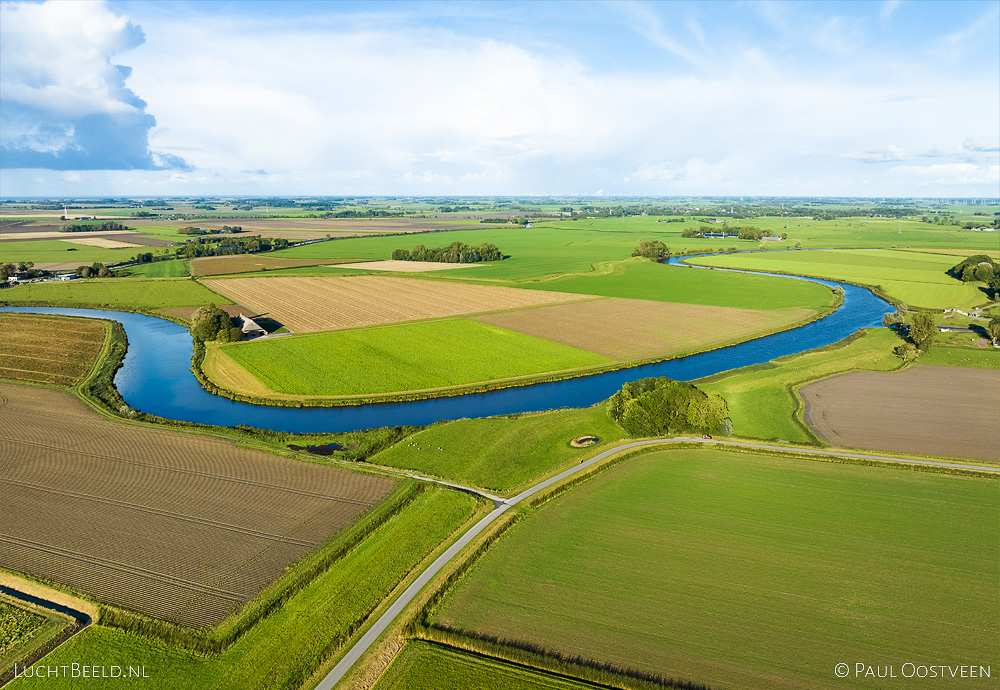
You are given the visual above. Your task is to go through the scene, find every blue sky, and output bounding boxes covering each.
[1,0,997,198]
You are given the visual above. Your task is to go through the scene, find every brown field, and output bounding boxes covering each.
[200,275,595,333]
[0,314,106,385]
[0,383,396,628]
[155,303,246,323]
[191,254,357,278]
[474,299,815,360]
[802,365,1000,461]
[329,260,483,273]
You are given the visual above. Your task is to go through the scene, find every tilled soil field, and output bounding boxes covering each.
[0,314,106,385]
[801,365,1000,461]
[0,384,396,628]
[201,275,594,333]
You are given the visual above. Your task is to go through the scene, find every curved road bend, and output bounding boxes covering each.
[315,438,998,689]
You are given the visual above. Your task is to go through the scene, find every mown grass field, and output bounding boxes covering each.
[433,448,1000,690]
[6,487,478,690]
[697,329,903,442]
[687,248,988,309]
[535,258,835,311]
[0,313,106,385]
[371,406,627,494]
[373,641,599,690]
[126,259,189,277]
[213,319,610,397]
[0,278,230,310]
[918,345,1000,368]
[0,239,137,265]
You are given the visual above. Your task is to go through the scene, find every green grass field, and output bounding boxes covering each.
[214,319,611,397]
[7,486,477,690]
[917,345,1000,369]
[687,248,989,309]
[697,328,903,442]
[0,278,229,310]
[535,258,835,310]
[433,448,1000,690]
[373,641,598,690]
[0,596,75,679]
[0,239,141,265]
[371,406,627,494]
[126,259,189,277]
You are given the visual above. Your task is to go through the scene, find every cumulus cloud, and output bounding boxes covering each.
[0,0,188,170]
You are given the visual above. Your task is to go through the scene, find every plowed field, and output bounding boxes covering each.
[192,255,356,277]
[801,366,1000,461]
[201,275,594,333]
[0,314,106,385]
[474,298,815,360]
[0,384,396,628]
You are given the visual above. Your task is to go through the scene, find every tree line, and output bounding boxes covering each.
[60,221,129,233]
[391,241,503,263]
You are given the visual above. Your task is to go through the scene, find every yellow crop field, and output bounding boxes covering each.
[200,275,594,333]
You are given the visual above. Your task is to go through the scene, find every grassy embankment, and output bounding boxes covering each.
[373,640,604,690]
[370,406,628,495]
[427,448,999,690]
[687,248,991,310]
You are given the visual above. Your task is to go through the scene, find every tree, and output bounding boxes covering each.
[631,240,670,261]
[987,315,1000,343]
[882,309,905,329]
[908,311,936,350]
[191,304,234,343]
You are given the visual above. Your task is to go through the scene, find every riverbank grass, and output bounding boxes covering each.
[370,406,627,495]
[697,328,902,443]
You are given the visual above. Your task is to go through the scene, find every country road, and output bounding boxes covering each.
[314,438,998,689]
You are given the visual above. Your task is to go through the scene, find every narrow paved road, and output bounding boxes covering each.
[314,438,998,689]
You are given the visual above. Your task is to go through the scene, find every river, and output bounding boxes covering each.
[0,265,892,433]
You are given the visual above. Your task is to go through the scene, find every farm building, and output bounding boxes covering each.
[237,314,266,338]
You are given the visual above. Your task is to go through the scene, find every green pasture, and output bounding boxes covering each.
[373,641,597,690]
[215,319,610,397]
[433,448,1000,690]
[0,597,73,677]
[535,258,835,311]
[0,278,229,310]
[371,406,627,494]
[687,248,989,309]
[7,486,478,690]
[126,259,189,277]
[918,346,1000,369]
[0,240,139,266]
[697,328,902,442]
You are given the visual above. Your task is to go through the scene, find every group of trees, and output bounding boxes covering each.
[631,240,671,261]
[683,225,784,241]
[60,221,129,233]
[479,216,529,225]
[191,304,242,343]
[74,262,126,278]
[391,241,503,263]
[607,377,731,437]
[177,225,244,235]
[176,236,290,259]
[947,255,1000,297]
[0,261,45,280]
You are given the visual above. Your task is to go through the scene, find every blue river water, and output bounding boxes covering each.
[1,265,892,433]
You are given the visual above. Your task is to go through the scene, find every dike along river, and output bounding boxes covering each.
[1,265,892,434]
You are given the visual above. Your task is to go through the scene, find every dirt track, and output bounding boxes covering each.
[802,365,1000,461]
